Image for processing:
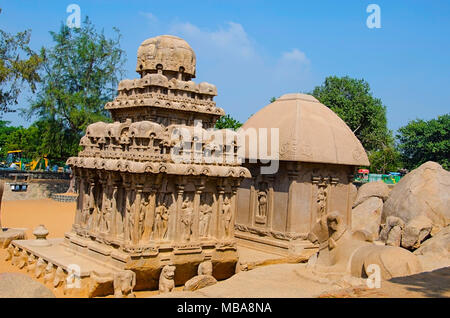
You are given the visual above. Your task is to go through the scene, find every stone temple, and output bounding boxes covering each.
[235,93,370,255]
[8,35,250,297]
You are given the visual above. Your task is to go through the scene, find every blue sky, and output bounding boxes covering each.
[1,0,449,132]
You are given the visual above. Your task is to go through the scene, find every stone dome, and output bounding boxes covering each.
[241,93,370,166]
[136,35,196,78]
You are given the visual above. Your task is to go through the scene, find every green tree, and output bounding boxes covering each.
[367,135,402,174]
[311,76,402,172]
[215,114,243,130]
[396,114,449,170]
[27,17,126,160]
[0,8,42,113]
[311,76,390,152]
[0,120,20,158]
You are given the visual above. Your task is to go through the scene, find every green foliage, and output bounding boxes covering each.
[396,114,450,170]
[215,114,243,130]
[0,120,20,158]
[0,8,42,113]
[270,96,277,103]
[26,17,126,160]
[367,142,403,174]
[311,76,390,153]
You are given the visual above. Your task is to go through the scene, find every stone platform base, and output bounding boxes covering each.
[235,229,318,262]
[0,228,27,248]
[6,234,239,297]
[7,238,121,297]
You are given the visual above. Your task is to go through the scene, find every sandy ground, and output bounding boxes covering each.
[0,199,448,298]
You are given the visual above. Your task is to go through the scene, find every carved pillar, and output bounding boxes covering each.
[230,180,240,239]
[266,175,275,230]
[216,182,225,239]
[175,180,185,242]
[121,173,132,244]
[73,170,83,228]
[249,177,256,226]
[193,179,205,241]
[142,187,157,242]
[286,164,299,233]
[99,171,108,233]
[87,171,97,233]
[133,184,143,245]
[109,172,121,239]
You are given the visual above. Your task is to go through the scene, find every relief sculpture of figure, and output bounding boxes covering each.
[138,196,148,241]
[199,202,212,238]
[126,191,135,243]
[154,201,168,240]
[86,184,96,231]
[317,186,327,220]
[180,199,194,241]
[222,196,232,238]
[257,190,267,218]
[104,188,113,233]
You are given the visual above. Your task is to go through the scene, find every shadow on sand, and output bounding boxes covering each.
[388,266,450,298]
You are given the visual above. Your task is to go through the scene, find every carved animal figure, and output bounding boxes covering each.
[308,211,423,280]
[27,254,37,273]
[198,260,213,276]
[53,267,65,288]
[43,262,55,284]
[35,258,47,279]
[113,270,136,298]
[5,244,14,261]
[159,265,176,293]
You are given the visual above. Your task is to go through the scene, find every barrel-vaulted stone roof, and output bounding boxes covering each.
[241,93,370,166]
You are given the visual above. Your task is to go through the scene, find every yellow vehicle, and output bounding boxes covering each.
[5,150,49,171]
[6,150,25,170]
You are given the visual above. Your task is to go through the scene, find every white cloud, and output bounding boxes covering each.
[280,48,310,65]
[139,19,315,121]
[139,11,158,23]
[169,21,257,60]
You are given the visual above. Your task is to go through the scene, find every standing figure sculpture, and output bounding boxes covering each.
[199,201,212,238]
[316,186,328,220]
[257,190,267,218]
[222,197,232,238]
[154,201,168,240]
[180,199,194,242]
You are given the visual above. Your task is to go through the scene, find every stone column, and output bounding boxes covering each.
[174,181,185,242]
[216,183,225,239]
[133,186,143,245]
[87,171,97,233]
[99,172,108,233]
[266,175,275,229]
[73,170,83,228]
[193,180,205,241]
[142,188,157,242]
[230,181,240,239]
[286,165,299,233]
[121,173,132,244]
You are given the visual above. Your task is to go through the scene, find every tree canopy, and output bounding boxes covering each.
[311,76,402,173]
[215,114,243,130]
[0,8,42,113]
[26,17,126,160]
[311,76,390,153]
[397,114,449,170]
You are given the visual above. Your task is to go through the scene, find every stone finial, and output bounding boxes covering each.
[32,225,50,247]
